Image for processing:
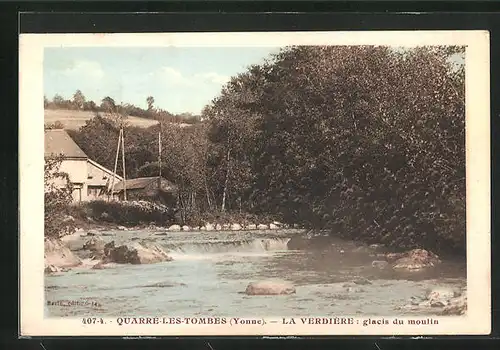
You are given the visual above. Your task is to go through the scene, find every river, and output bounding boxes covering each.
[45,229,466,318]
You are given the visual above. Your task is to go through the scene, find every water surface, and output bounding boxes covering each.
[46,229,466,317]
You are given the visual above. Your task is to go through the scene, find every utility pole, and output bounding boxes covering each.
[158,123,162,189]
[221,149,231,212]
[110,129,122,201]
[121,128,127,201]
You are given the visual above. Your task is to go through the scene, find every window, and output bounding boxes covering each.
[87,186,101,197]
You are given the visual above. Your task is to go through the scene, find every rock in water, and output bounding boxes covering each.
[426,288,455,302]
[44,264,68,274]
[430,300,447,308]
[102,241,173,265]
[168,225,181,231]
[391,249,441,271]
[353,277,372,285]
[400,287,463,313]
[131,242,174,264]
[45,238,82,268]
[245,280,296,295]
[443,292,467,315]
[426,288,461,308]
[371,260,389,269]
[91,261,106,270]
[231,223,242,231]
[344,286,365,293]
[257,224,268,230]
[83,236,105,253]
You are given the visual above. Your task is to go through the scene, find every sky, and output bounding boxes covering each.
[44,47,283,115]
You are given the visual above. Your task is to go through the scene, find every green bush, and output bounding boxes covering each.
[83,200,176,226]
[44,155,76,238]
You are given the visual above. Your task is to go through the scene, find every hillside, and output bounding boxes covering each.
[44,109,194,130]
[45,109,160,129]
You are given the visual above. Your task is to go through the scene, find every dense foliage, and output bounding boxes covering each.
[72,200,177,226]
[57,45,466,255]
[66,116,215,223]
[44,155,76,238]
[204,46,466,255]
[69,201,278,228]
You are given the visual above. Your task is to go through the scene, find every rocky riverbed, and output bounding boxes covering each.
[45,228,467,317]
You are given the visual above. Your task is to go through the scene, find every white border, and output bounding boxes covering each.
[19,31,491,336]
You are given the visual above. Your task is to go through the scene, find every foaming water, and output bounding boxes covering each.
[169,251,275,261]
[46,229,466,318]
[164,237,290,255]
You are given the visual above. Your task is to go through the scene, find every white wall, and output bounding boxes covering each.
[50,159,88,202]
[59,159,87,184]
[85,161,122,201]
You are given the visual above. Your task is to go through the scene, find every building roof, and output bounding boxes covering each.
[87,158,123,187]
[45,129,87,159]
[87,159,123,180]
[112,176,177,193]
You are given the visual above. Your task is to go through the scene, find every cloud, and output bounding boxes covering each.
[158,66,193,86]
[195,72,230,85]
[157,66,230,87]
[61,60,105,80]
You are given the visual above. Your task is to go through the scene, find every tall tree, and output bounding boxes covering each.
[203,65,270,213]
[146,96,155,111]
[101,96,116,112]
[205,45,466,254]
[73,90,86,109]
[52,94,64,106]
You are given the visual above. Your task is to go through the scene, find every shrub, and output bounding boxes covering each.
[83,200,176,226]
[44,155,76,238]
[44,121,65,130]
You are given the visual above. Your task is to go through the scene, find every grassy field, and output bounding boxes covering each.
[45,109,161,129]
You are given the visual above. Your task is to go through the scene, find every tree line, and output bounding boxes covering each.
[45,92,202,125]
[62,45,465,255]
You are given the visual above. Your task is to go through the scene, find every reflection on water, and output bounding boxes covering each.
[46,229,466,317]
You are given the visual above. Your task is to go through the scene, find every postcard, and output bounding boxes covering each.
[19,30,490,336]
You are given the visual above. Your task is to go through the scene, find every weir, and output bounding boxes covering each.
[161,237,291,255]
